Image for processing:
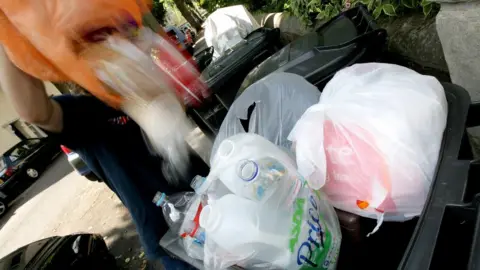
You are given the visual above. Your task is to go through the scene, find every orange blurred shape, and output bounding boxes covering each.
[0,0,153,108]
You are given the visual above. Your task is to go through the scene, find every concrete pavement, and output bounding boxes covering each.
[0,156,146,269]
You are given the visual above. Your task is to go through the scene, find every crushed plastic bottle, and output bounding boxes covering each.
[153,191,206,258]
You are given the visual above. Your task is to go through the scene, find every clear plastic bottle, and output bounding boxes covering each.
[152,192,206,249]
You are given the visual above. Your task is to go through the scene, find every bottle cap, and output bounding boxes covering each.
[238,160,258,182]
[153,192,166,207]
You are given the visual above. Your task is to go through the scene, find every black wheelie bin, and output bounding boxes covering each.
[160,82,475,270]
[190,5,388,138]
[237,5,387,97]
[187,27,281,138]
[398,93,480,270]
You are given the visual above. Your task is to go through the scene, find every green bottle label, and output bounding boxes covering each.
[288,190,340,269]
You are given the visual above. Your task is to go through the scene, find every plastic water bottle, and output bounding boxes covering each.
[153,192,205,246]
[199,194,292,268]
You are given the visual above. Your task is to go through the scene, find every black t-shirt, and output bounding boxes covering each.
[51,94,209,259]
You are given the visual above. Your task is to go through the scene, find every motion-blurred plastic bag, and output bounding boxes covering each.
[289,63,448,230]
[195,133,342,270]
[0,2,209,182]
[0,0,208,107]
[211,72,321,164]
[86,26,208,183]
[0,0,155,106]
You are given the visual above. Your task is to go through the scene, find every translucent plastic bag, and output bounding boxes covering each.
[204,5,260,60]
[195,133,342,270]
[289,63,448,229]
[211,72,321,164]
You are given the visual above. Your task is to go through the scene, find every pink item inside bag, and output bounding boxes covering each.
[323,120,396,215]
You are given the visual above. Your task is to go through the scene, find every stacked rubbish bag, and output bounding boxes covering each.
[157,133,343,270]
[156,63,448,269]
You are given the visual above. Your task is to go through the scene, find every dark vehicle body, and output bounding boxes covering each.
[0,234,116,270]
[0,138,60,216]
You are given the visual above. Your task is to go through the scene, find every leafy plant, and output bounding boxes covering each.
[198,0,438,25]
[152,0,167,23]
[285,0,438,24]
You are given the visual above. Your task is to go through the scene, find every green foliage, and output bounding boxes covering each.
[283,0,438,23]
[199,0,288,13]
[199,0,438,25]
[152,0,167,23]
[152,0,187,26]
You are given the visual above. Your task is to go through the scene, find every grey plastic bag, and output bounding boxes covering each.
[211,72,320,164]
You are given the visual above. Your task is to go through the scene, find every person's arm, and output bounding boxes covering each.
[0,46,63,133]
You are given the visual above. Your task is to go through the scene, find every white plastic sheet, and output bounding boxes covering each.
[289,63,448,227]
[211,72,321,164]
[204,5,260,60]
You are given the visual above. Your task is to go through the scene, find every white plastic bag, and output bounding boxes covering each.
[196,133,342,270]
[289,63,448,228]
[204,5,260,60]
[212,72,321,164]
